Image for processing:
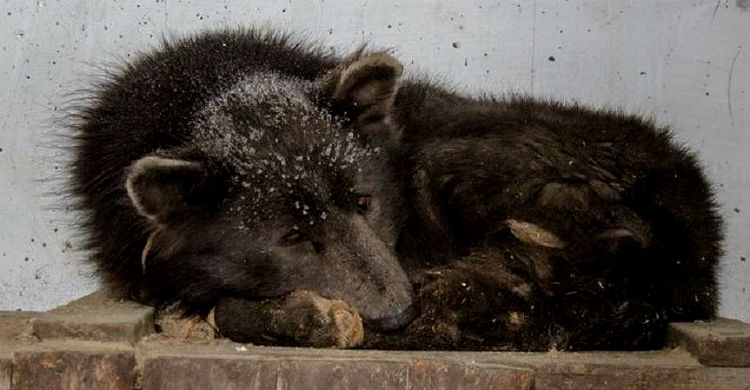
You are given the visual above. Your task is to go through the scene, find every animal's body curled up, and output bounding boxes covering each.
[70,29,722,351]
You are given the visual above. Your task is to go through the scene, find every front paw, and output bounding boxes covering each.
[277,290,365,348]
[155,304,218,340]
[214,291,364,348]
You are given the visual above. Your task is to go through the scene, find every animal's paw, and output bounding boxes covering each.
[278,290,365,348]
[405,260,538,349]
[155,305,217,340]
[214,291,364,348]
[404,310,461,349]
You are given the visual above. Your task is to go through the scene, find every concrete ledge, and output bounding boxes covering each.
[488,350,749,390]
[11,341,135,390]
[136,344,750,390]
[2,292,749,390]
[139,343,533,390]
[668,318,750,367]
[31,291,155,344]
[0,311,38,390]
[0,312,37,341]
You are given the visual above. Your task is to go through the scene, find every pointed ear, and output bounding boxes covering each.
[125,156,219,223]
[323,50,403,141]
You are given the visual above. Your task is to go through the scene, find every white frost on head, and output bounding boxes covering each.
[189,71,379,226]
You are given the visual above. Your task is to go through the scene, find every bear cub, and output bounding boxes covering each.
[69,29,722,351]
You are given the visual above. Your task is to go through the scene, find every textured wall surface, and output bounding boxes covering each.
[1,0,748,322]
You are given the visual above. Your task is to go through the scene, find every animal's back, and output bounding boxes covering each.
[392,81,722,349]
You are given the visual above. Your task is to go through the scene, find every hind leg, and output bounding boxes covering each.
[529,180,653,255]
[407,259,542,350]
[375,218,674,351]
[364,242,556,351]
[534,173,720,325]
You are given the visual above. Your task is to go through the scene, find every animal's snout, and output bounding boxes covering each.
[363,303,417,331]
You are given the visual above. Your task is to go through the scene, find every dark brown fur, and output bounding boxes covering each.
[379,81,722,350]
[69,29,722,351]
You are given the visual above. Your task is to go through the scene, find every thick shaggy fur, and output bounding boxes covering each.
[69,28,722,351]
[70,29,416,330]
[71,30,337,303]
[382,84,722,350]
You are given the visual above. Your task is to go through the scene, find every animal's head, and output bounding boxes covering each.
[124,52,415,330]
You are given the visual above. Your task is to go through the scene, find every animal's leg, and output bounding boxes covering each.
[365,244,553,351]
[214,290,364,348]
[532,180,652,253]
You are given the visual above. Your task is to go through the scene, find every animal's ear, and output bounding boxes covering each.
[322,50,403,141]
[125,156,220,223]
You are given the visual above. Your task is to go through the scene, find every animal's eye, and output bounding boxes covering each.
[281,229,305,245]
[355,195,371,214]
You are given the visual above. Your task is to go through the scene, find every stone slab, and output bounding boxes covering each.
[406,358,532,390]
[11,341,136,390]
[479,349,750,390]
[32,291,154,343]
[135,343,750,390]
[139,343,532,390]
[5,296,750,390]
[3,338,748,390]
[668,318,750,367]
[0,311,39,390]
[0,311,37,342]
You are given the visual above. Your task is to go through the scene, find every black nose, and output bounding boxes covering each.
[364,304,417,331]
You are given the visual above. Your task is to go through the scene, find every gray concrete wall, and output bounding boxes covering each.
[1,0,748,322]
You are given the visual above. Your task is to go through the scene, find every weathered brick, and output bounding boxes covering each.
[142,354,278,390]
[12,341,135,390]
[138,341,750,390]
[32,290,154,343]
[668,318,750,367]
[481,349,750,390]
[533,363,750,390]
[1,311,39,390]
[32,313,153,344]
[138,343,533,390]
[278,358,409,390]
[13,311,750,390]
[140,343,410,390]
[0,311,37,341]
[408,358,531,390]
